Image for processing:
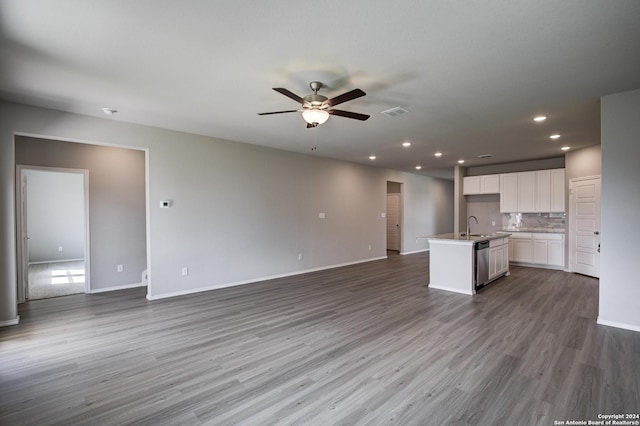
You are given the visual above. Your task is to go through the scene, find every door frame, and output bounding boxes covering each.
[568,175,601,277]
[15,165,91,302]
[386,181,403,253]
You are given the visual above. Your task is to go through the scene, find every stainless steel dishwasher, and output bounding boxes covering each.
[475,240,490,289]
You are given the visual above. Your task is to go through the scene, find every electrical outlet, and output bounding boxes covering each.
[381,213,386,218]
[181,267,189,276]
[318,212,325,219]
[298,253,303,261]
[368,245,372,251]
[117,264,123,272]
[58,246,63,252]
[492,220,496,226]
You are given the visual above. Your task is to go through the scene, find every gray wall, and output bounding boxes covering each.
[0,101,454,319]
[599,88,640,331]
[565,144,601,180]
[26,169,85,263]
[16,136,147,290]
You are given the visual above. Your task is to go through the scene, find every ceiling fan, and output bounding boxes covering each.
[258,81,370,128]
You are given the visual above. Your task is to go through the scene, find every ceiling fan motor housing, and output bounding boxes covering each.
[303,94,328,108]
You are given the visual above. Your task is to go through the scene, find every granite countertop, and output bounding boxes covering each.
[501,227,566,234]
[425,232,511,243]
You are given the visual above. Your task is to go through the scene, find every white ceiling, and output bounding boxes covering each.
[2,1,640,179]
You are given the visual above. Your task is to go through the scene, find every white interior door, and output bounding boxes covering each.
[570,176,601,277]
[386,193,400,251]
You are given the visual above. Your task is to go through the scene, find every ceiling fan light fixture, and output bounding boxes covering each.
[302,109,329,125]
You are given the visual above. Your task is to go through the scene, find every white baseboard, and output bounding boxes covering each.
[146,256,388,301]
[0,315,20,327]
[428,284,473,296]
[401,248,429,255]
[89,282,145,294]
[509,261,565,271]
[597,317,640,333]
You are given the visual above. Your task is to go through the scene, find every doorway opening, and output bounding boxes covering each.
[16,166,90,301]
[386,181,403,255]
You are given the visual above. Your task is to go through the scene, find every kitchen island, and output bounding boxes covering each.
[426,233,510,295]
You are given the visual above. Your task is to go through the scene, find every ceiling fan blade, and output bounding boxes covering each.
[273,88,306,104]
[326,88,366,107]
[329,109,370,121]
[257,110,299,115]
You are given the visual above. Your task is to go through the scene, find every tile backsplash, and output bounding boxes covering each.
[503,212,566,230]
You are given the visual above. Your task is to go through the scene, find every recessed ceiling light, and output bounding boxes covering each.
[102,107,117,116]
[369,155,376,160]
[534,116,547,122]
[561,146,570,151]
[458,160,465,164]
[550,134,561,139]
[415,165,422,170]
[402,141,412,147]
[434,152,442,157]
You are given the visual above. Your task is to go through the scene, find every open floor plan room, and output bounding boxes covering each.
[1,253,638,426]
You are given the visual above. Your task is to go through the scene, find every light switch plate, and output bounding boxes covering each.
[319,212,325,219]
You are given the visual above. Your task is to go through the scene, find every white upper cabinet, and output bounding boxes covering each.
[463,174,500,195]
[498,168,565,213]
[463,176,480,195]
[550,169,565,212]
[517,171,536,212]
[536,169,551,212]
[500,173,518,212]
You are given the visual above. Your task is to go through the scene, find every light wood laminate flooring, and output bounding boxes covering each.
[1,252,639,425]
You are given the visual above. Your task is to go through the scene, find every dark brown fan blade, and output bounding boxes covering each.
[326,89,366,107]
[329,109,370,121]
[257,110,299,115]
[273,88,306,104]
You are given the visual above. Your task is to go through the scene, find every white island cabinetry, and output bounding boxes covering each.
[426,233,510,295]
[489,237,509,280]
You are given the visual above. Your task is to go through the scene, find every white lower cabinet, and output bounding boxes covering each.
[511,233,533,263]
[488,237,509,280]
[501,232,564,268]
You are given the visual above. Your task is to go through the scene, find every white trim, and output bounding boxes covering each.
[508,261,565,271]
[14,131,146,152]
[146,256,388,301]
[0,315,20,327]
[400,248,429,255]
[597,317,640,333]
[428,284,474,296]
[29,258,84,265]
[89,282,145,294]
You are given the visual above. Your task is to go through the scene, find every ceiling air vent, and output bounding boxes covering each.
[381,107,409,117]
[477,154,494,159]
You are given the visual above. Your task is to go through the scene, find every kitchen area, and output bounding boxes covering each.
[425,164,568,295]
